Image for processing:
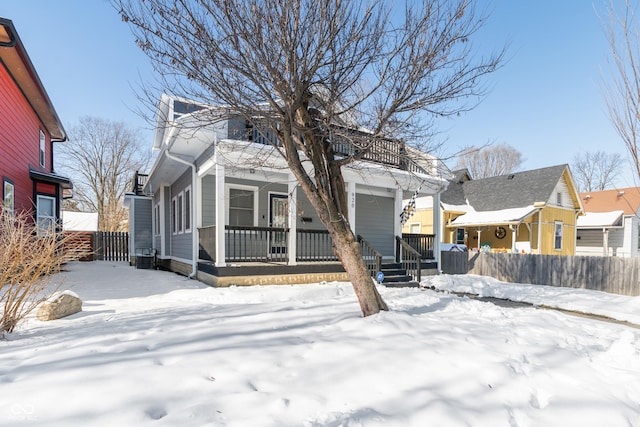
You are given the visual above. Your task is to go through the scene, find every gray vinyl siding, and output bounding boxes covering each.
[133,197,153,251]
[355,193,394,257]
[576,225,627,257]
[226,177,287,227]
[201,175,216,226]
[199,174,326,230]
[295,190,325,230]
[170,169,193,260]
[576,229,605,256]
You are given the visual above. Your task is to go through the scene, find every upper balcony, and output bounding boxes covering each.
[131,171,149,196]
[243,121,434,176]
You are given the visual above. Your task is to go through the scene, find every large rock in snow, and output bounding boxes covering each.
[37,291,82,321]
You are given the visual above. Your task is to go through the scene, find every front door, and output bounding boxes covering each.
[269,194,288,256]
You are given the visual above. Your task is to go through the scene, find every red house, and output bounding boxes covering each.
[0,18,71,231]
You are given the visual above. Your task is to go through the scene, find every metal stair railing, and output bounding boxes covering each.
[395,236,422,283]
[357,235,382,277]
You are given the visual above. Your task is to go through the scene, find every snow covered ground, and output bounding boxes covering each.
[1,262,640,426]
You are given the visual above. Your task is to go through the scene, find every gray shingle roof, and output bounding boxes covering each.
[441,164,569,211]
[440,169,471,207]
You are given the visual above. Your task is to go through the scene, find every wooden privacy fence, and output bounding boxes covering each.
[441,251,640,296]
[95,231,129,261]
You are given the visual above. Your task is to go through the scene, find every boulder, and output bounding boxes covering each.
[37,291,82,321]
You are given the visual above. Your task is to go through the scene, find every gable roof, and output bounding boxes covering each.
[580,187,640,216]
[0,18,66,141]
[440,169,471,209]
[442,164,574,212]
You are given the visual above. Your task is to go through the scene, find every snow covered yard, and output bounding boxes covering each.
[1,262,640,426]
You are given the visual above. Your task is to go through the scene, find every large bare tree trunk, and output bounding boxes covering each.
[327,220,389,315]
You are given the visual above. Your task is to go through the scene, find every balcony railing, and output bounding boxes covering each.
[245,122,429,174]
[131,171,149,195]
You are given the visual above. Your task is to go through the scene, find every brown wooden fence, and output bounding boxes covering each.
[95,231,129,261]
[441,251,640,296]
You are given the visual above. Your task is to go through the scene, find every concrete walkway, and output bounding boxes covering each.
[433,288,640,330]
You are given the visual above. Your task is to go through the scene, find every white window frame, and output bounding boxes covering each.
[36,195,56,235]
[225,184,259,226]
[3,179,14,217]
[408,222,421,234]
[554,221,563,251]
[171,196,178,235]
[154,202,161,236]
[177,191,184,233]
[39,129,46,168]
[184,185,192,233]
[556,192,562,206]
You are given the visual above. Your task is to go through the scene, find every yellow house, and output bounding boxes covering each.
[403,165,584,255]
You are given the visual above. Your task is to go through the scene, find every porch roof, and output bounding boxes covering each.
[576,211,624,229]
[448,205,539,228]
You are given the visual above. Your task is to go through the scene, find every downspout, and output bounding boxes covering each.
[164,128,198,279]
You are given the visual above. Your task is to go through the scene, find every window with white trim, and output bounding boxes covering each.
[36,195,56,235]
[39,130,46,168]
[184,186,191,232]
[409,223,421,234]
[554,221,563,250]
[227,186,257,226]
[154,203,161,236]
[171,196,177,234]
[177,192,184,233]
[3,178,14,217]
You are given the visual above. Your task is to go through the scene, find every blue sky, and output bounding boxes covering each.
[2,1,635,186]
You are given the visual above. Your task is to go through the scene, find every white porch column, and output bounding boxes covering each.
[347,181,356,234]
[214,156,226,266]
[477,229,482,251]
[603,228,609,256]
[537,212,542,254]
[433,192,442,269]
[160,184,167,257]
[511,225,517,253]
[394,187,403,238]
[288,176,297,266]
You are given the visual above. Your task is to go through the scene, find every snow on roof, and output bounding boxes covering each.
[576,211,624,228]
[63,211,99,231]
[449,205,539,227]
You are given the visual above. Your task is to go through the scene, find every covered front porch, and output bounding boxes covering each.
[446,206,543,254]
[196,223,437,286]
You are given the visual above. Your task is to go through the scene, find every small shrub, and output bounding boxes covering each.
[1,206,85,335]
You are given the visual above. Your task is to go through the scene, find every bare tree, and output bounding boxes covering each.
[603,0,640,181]
[454,143,523,179]
[571,151,624,192]
[58,117,148,232]
[115,0,503,316]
